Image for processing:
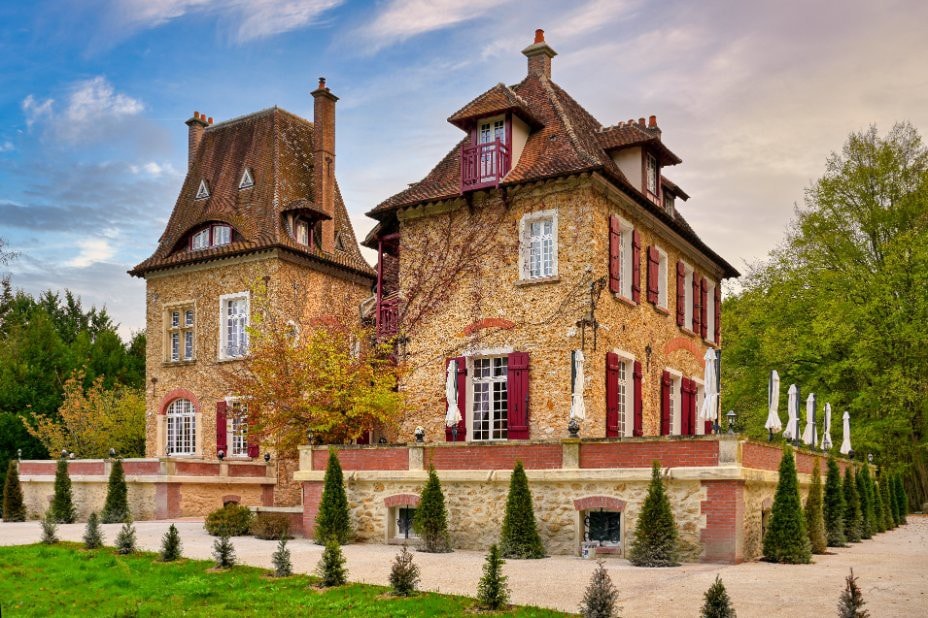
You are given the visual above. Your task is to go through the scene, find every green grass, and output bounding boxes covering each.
[0,543,569,617]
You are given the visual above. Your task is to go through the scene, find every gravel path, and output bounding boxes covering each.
[1,516,926,616]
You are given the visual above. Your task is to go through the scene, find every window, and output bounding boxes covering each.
[663,192,675,215]
[295,220,310,246]
[617,359,628,437]
[191,229,209,250]
[646,153,658,196]
[584,510,621,546]
[228,400,248,457]
[239,168,254,189]
[190,224,233,251]
[520,210,558,280]
[669,372,682,435]
[618,223,634,298]
[657,248,668,309]
[166,398,196,455]
[213,225,231,246]
[695,381,706,436]
[220,293,249,359]
[195,179,210,200]
[166,304,195,362]
[705,282,716,342]
[478,118,506,144]
[683,264,694,331]
[472,356,508,441]
[395,507,417,540]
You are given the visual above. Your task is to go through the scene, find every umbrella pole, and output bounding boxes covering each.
[714,350,722,435]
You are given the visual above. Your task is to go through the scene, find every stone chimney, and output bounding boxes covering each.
[521,29,557,79]
[311,77,338,253]
[184,111,209,170]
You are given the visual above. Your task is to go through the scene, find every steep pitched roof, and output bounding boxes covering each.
[596,123,682,165]
[130,107,373,279]
[447,83,542,129]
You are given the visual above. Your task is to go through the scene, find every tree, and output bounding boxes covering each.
[856,465,875,539]
[870,468,885,534]
[838,568,870,618]
[892,473,908,525]
[115,520,137,554]
[40,509,58,544]
[499,461,545,559]
[879,475,895,530]
[2,460,25,521]
[413,466,451,552]
[272,537,293,577]
[579,560,620,618]
[701,575,736,618]
[843,467,862,542]
[317,537,347,587]
[804,459,827,554]
[824,457,847,546]
[628,461,679,567]
[83,512,103,549]
[314,449,350,545]
[213,535,236,569]
[51,457,75,523]
[389,544,420,596]
[476,544,509,611]
[160,524,182,561]
[102,459,129,524]
[762,446,811,564]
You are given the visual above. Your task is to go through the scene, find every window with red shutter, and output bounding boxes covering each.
[680,378,691,436]
[445,356,467,441]
[631,229,641,303]
[675,261,686,326]
[660,370,671,435]
[688,379,699,436]
[605,352,619,438]
[692,272,701,334]
[507,352,530,439]
[714,285,722,343]
[700,277,708,339]
[216,401,228,456]
[633,360,643,437]
[646,246,659,305]
[608,215,621,294]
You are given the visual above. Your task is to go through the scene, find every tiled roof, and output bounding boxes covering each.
[596,123,682,165]
[662,176,690,201]
[130,107,373,279]
[447,83,542,129]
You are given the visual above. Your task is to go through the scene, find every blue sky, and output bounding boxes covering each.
[2,0,927,338]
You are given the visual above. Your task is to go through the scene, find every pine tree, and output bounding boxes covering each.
[499,461,545,559]
[412,466,451,553]
[628,461,680,567]
[2,460,25,522]
[160,524,182,561]
[83,512,104,548]
[838,568,870,618]
[102,459,130,524]
[272,536,293,577]
[892,474,908,525]
[843,467,862,542]
[51,457,75,523]
[856,466,875,539]
[476,544,509,611]
[213,535,236,569]
[316,537,347,587]
[762,446,811,564]
[578,560,620,618]
[878,475,895,530]
[824,457,847,547]
[314,449,350,545]
[870,469,885,534]
[804,459,827,554]
[700,575,737,618]
[115,520,137,554]
[41,509,59,544]
[389,544,420,596]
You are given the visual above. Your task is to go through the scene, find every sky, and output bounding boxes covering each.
[1,0,927,338]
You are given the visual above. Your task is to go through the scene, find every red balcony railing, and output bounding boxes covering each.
[377,295,400,339]
[461,140,510,192]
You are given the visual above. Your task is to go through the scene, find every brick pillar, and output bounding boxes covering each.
[700,480,745,563]
[302,480,325,540]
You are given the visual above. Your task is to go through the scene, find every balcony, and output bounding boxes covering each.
[377,293,401,339]
[461,140,511,192]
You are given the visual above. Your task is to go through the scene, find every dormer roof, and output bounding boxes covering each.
[596,122,682,166]
[447,83,543,130]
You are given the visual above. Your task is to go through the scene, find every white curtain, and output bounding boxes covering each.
[444,359,462,427]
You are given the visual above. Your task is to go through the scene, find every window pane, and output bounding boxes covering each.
[472,356,508,441]
[185,309,194,326]
[618,361,627,437]
[170,332,179,361]
[213,225,231,246]
[586,511,621,544]
[171,311,179,327]
[184,331,193,360]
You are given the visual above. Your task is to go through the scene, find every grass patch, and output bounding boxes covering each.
[0,543,568,617]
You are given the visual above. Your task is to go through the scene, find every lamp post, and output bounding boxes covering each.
[109,447,116,459]
[264,452,271,463]
[414,426,425,443]
[17,448,22,461]
[450,423,459,442]
[726,410,736,434]
[568,417,580,438]
[217,449,225,461]
[306,428,314,446]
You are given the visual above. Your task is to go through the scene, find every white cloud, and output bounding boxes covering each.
[129,161,178,177]
[0,141,13,152]
[22,95,54,128]
[66,238,116,268]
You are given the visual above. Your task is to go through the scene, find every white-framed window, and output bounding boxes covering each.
[683,263,694,331]
[190,224,233,251]
[191,229,210,250]
[166,398,196,456]
[519,209,558,280]
[219,292,249,359]
[228,400,248,457]
[213,225,231,246]
[166,304,195,362]
[389,506,419,542]
[694,380,706,436]
[296,220,310,246]
[668,370,682,435]
[614,350,635,438]
[657,247,669,310]
[663,192,675,216]
[705,282,716,342]
[239,168,254,189]
[646,153,658,196]
[478,116,506,144]
[471,356,508,441]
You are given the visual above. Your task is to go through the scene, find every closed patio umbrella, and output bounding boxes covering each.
[444,358,462,432]
[802,393,818,447]
[783,384,799,440]
[840,411,853,455]
[569,350,586,421]
[764,370,782,436]
[820,403,833,450]
[699,349,719,430]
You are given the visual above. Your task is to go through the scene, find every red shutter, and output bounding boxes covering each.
[675,262,686,326]
[507,352,530,439]
[605,352,619,438]
[633,360,643,437]
[216,401,228,456]
[692,272,701,334]
[680,378,691,436]
[700,277,708,339]
[246,407,260,458]
[689,381,699,436]
[445,357,467,442]
[608,215,621,294]
[631,229,641,303]
[646,246,659,305]
[714,285,722,343]
[660,370,671,436]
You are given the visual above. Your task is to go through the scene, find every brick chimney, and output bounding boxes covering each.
[311,77,338,253]
[184,111,209,170]
[521,29,557,79]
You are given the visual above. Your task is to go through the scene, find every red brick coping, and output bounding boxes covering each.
[384,494,421,508]
[573,496,626,511]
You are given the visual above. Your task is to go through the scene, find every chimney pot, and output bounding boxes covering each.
[534,29,544,44]
[193,111,199,119]
[522,29,557,79]
[318,77,326,90]
[648,115,657,128]
[638,117,645,126]
[208,117,213,125]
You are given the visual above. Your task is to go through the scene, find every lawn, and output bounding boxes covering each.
[0,543,569,617]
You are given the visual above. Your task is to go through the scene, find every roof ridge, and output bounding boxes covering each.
[537,76,600,167]
[206,106,311,131]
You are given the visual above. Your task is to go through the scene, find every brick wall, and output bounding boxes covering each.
[700,480,745,563]
[312,447,409,471]
[302,481,324,538]
[579,439,719,469]
[425,443,563,470]
[741,442,850,474]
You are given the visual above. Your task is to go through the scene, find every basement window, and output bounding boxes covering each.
[389,506,419,542]
[584,510,621,546]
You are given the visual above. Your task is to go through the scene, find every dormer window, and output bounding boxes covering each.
[196,180,210,200]
[189,223,233,251]
[646,153,659,197]
[461,115,511,191]
[239,168,254,189]
[663,192,675,216]
[296,220,310,246]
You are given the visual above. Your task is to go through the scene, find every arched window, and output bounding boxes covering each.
[166,398,197,455]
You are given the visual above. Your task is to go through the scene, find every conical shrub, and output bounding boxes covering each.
[843,467,862,542]
[856,466,874,539]
[272,537,293,577]
[892,474,908,525]
[824,456,846,547]
[213,535,236,569]
[701,574,736,618]
[413,466,451,552]
[878,475,894,530]
[115,520,137,555]
[499,461,545,559]
[579,560,620,618]
[102,459,130,524]
[389,544,420,596]
[762,446,811,563]
[2,460,25,522]
[317,537,347,587]
[314,449,350,545]
[83,512,104,549]
[51,457,75,524]
[870,469,885,534]
[41,509,59,544]
[628,461,679,567]
[476,544,509,611]
[160,524,182,561]
[838,568,870,618]
[804,458,827,554]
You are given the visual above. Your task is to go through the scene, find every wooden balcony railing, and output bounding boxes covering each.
[377,294,401,339]
[461,139,510,192]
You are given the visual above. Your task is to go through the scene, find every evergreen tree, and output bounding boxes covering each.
[102,459,129,524]
[870,469,885,534]
[212,535,236,569]
[476,544,509,611]
[314,449,350,545]
[272,537,293,577]
[823,457,847,547]
[700,575,737,618]
[628,461,680,567]
[160,524,182,561]
[856,466,875,539]
[879,475,895,530]
[83,512,103,549]
[499,461,545,559]
[579,560,620,618]
[804,459,827,554]
[762,446,811,564]
[115,520,137,554]
[843,467,862,542]
[317,537,347,587]
[412,466,451,552]
[389,544,420,596]
[2,460,25,521]
[41,509,59,544]
[892,474,908,525]
[838,568,870,618]
[51,457,75,523]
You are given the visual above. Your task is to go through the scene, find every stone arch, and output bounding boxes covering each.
[384,493,421,508]
[158,388,200,415]
[573,496,627,512]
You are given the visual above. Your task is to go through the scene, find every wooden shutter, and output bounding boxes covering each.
[633,360,643,437]
[675,262,686,326]
[445,356,467,442]
[660,370,671,436]
[692,272,701,334]
[680,378,691,436]
[507,352,530,439]
[216,401,228,456]
[687,379,699,436]
[714,285,722,343]
[608,215,621,294]
[646,246,659,305]
[631,229,641,303]
[700,277,708,339]
[605,352,619,438]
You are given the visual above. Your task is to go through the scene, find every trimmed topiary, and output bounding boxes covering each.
[272,536,293,577]
[204,503,254,536]
[476,543,509,611]
[160,524,182,561]
[878,474,894,530]
[83,512,104,549]
[843,467,862,542]
[314,449,351,545]
[701,574,736,618]
[317,537,347,587]
[579,560,620,618]
[212,535,236,569]
[892,474,908,525]
[2,460,25,522]
[102,459,130,524]
[870,469,885,534]
[856,465,874,539]
[51,457,76,524]
[838,568,870,618]
[115,520,137,555]
[252,512,292,540]
[413,466,451,553]
[499,461,545,559]
[824,456,847,547]
[389,544,420,596]
[628,461,680,567]
[804,458,827,554]
[41,509,59,544]
[762,446,811,564]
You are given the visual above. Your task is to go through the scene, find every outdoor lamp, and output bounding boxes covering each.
[414,426,425,443]
[450,423,459,442]
[568,417,581,438]
[17,448,22,460]
[726,410,736,434]
[868,453,873,464]
[306,428,314,445]
[217,449,225,461]
[109,447,116,458]
[264,452,271,463]
[61,449,68,458]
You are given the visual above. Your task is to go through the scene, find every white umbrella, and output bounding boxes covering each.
[802,393,818,446]
[444,359,462,429]
[783,384,799,440]
[699,349,719,426]
[820,403,833,450]
[569,350,586,421]
[764,370,782,433]
[840,411,853,455]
